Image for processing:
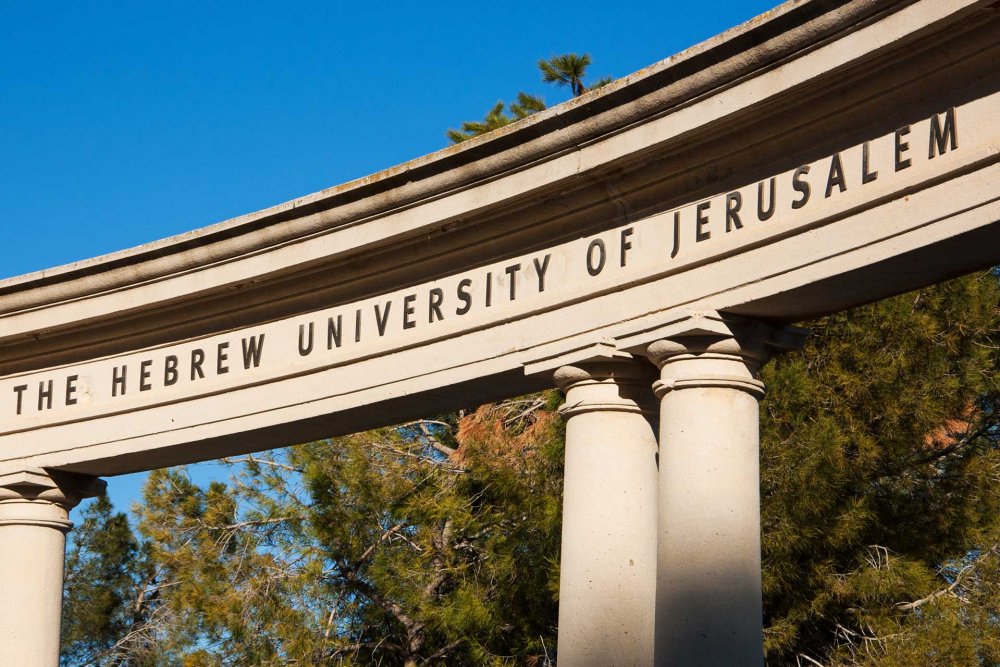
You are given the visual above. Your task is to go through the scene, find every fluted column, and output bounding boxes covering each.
[0,469,105,667]
[554,357,659,666]
[647,313,800,666]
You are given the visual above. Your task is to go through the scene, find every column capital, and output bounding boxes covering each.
[646,311,806,398]
[554,355,657,418]
[0,469,106,531]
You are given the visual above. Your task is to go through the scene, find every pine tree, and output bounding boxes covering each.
[128,398,564,665]
[537,54,592,97]
[61,495,157,666]
[760,271,1000,665]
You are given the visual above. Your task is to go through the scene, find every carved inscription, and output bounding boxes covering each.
[0,107,971,424]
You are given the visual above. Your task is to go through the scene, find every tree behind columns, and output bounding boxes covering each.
[760,270,1000,666]
[62,271,1000,665]
[61,495,158,666]
[122,397,563,665]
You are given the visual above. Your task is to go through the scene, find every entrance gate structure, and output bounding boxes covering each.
[1,0,998,664]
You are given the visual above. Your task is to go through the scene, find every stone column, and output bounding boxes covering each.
[554,357,659,666]
[646,313,800,666]
[0,469,106,667]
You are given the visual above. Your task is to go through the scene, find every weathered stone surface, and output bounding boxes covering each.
[0,1,997,665]
[0,469,103,667]
[0,0,996,479]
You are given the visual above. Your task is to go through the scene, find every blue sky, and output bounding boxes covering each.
[0,0,778,516]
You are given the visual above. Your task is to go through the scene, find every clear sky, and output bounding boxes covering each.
[1,0,778,515]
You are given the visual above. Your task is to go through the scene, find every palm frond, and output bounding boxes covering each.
[446,101,514,144]
[538,53,593,97]
[510,92,546,119]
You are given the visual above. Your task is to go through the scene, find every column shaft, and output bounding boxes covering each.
[648,323,777,667]
[0,469,105,667]
[656,384,763,665]
[0,500,72,664]
[555,358,659,666]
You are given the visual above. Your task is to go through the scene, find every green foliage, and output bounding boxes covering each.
[760,271,1000,665]
[447,53,608,143]
[447,101,517,144]
[510,92,546,119]
[61,495,156,667]
[123,399,564,665]
[586,76,613,91]
[446,94,546,144]
[537,54,591,97]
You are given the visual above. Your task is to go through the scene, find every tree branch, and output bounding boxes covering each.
[221,454,304,473]
[896,564,974,611]
[416,421,456,457]
[424,518,454,601]
[207,516,300,531]
[421,639,464,663]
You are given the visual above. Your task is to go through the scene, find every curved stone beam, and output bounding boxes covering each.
[0,0,998,476]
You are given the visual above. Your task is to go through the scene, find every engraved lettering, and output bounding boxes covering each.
[112,365,128,397]
[241,334,265,367]
[725,192,743,232]
[375,301,392,336]
[403,295,416,330]
[327,317,343,350]
[428,288,444,323]
[895,125,911,171]
[533,254,551,292]
[456,278,473,315]
[862,141,878,184]
[38,379,53,410]
[670,211,681,259]
[217,342,230,374]
[191,349,205,381]
[13,385,27,415]
[792,165,811,209]
[586,239,607,276]
[929,107,957,159]
[757,178,776,221]
[696,201,711,242]
[165,355,179,386]
[65,375,78,406]
[620,228,634,266]
[298,323,314,357]
[139,360,153,391]
[505,263,521,300]
[826,152,847,197]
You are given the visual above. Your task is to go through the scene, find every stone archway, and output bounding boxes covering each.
[1,0,998,664]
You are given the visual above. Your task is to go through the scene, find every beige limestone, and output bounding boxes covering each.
[647,314,803,665]
[554,358,658,666]
[0,470,104,667]
[0,0,996,663]
[0,0,996,477]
